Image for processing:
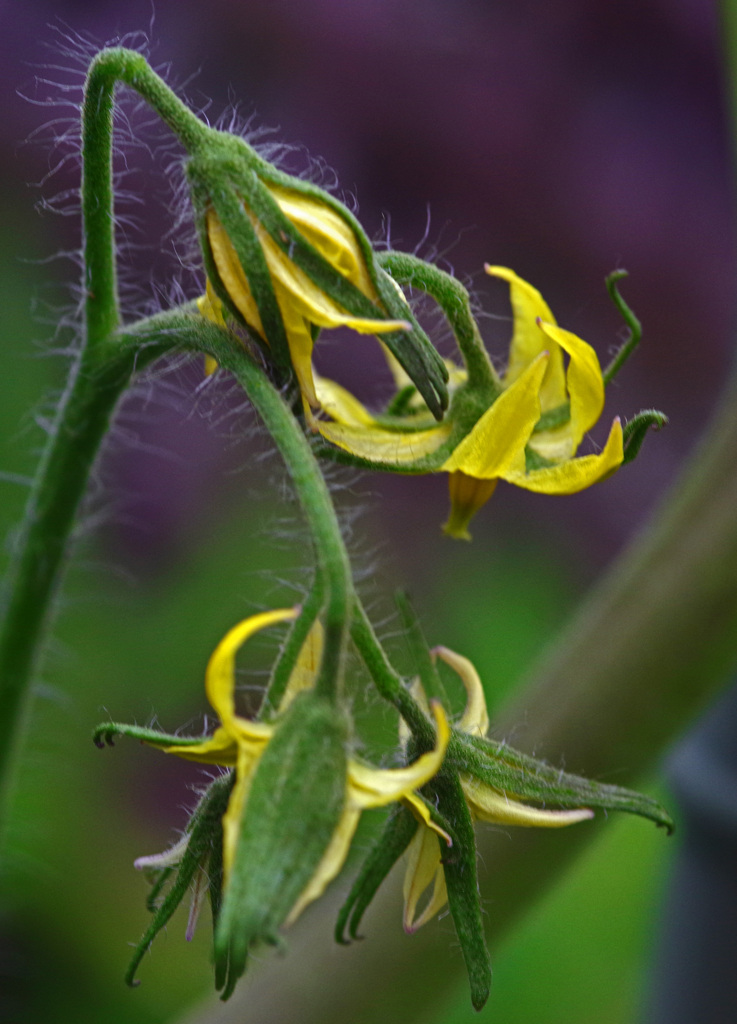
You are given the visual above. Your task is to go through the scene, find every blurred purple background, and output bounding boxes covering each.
[2,0,734,579]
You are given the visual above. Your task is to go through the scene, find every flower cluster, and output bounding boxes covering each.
[89,48,670,1012]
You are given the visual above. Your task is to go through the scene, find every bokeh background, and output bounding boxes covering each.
[1,1,734,1022]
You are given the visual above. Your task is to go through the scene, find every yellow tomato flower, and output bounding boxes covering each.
[401,646,593,932]
[201,185,411,409]
[314,267,624,538]
[151,609,451,925]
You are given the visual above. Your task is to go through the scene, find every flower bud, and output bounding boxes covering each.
[214,690,348,998]
[187,131,448,418]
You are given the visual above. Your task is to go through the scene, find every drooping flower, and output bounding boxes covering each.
[202,189,411,408]
[401,646,593,932]
[134,609,451,928]
[190,138,448,418]
[313,267,624,538]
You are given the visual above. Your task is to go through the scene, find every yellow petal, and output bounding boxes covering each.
[197,280,228,376]
[279,619,324,712]
[432,646,489,736]
[441,352,548,478]
[502,417,623,494]
[461,776,594,828]
[271,187,375,297]
[158,725,238,766]
[206,210,265,336]
[222,743,264,878]
[205,608,298,727]
[485,265,566,411]
[256,223,409,335]
[272,283,320,407]
[316,419,452,464]
[313,374,378,427]
[347,702,449,809]
[442,472,498,540]
[403,826,448,932]
[402,791,452,845]
[284,806,361,925]
[538,321,605,448]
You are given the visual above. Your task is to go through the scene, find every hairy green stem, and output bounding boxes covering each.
[264,574,326,715]
[207,345,353,703]
[349,599,435,745]
[0,351,135,835]
[378,251,499,394]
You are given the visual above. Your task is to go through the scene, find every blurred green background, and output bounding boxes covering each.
[2,1,734,1022]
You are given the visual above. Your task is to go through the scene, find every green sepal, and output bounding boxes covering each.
[93,720,208,749]
[215,691,348,1000]
[603,270,642,385]
[533,400,571,433]
[125,772,234,988]
[449,732,674,833]
[623,409,669,465]
[385,383,420,416]
[377,251,499,396]
[263,577,326,718]
[432,767,492,1012]
[335,804,418,944]
[395,590,449,708]
[188,164,294,382]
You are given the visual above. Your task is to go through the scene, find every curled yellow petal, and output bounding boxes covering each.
[403,826,449,933]
[206,210,265,335]
[461,776,594,828]
[221,743,264,878]
[205,608,298,727]
[502,417,623,494]
[347,702,449,809]
[402,791,452,845]
[256,223,409,335]
[442,352,548,478]
[271,187,374,296]
[537,321,605,447]
[285,806,361,926]
[485,264,566,410]
[158,726,238,766]
[313,374,378,428]
[432,646,489,736]
[279,619,324,713]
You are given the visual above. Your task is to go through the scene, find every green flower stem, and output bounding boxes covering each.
[188,331,352,704]
[377,251,500,394]
[393,590,450,707]
[602,270,642,385]
[82,50,208,350]
[264,574,326,716]
[349,599,435,746]
[85,48,208,157]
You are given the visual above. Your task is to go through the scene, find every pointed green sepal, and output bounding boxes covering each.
[623,409,669,465]
[603,270,642,385]
[450,732,674,833]
[125,773,234,987]
[433,767,492,1011]
[395,590,449,708]
[335,804,418,944]
[93,720,208,749]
